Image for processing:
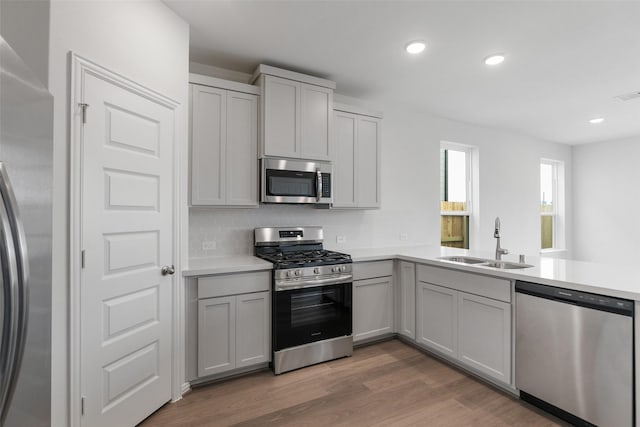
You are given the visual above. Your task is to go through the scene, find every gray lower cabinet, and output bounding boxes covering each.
[458,292,511,384]
[195,270,271,378]
[415,265,512,385]
[353,260,394,343]
[397,261,416,340]
[416,282,458,358]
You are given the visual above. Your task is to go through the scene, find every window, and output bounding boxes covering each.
[540,159,564,250]
[440,143,472,249]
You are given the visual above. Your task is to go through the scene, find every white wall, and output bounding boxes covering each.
[573,136,640,264]
[0,0,50,86]
[190,99,572,260]
[48,2,189,425]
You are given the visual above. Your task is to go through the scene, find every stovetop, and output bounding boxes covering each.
[255,249,352,269]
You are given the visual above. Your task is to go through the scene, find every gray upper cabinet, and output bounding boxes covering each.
[333,106,382,209]
[189,75,259,207]
[253,65,335,161]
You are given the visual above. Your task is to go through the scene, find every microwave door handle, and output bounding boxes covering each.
[316,169,322,202]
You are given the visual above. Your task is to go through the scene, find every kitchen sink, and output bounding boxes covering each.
[482,261,533,269]
[438,256,490,264]
[438,256,533,270]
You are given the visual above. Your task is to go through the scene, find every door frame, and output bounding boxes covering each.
[69,53,185,427]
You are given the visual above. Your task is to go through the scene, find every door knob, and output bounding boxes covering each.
[161,265,175,276]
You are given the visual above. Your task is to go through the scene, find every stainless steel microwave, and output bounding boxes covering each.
[261,158,332,204]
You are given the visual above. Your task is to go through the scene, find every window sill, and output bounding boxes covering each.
[539,248,567,255]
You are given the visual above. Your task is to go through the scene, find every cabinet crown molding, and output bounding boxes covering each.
[251,64,336,89]
[189,73,260,95]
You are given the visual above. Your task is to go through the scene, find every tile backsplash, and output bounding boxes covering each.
[189,204,431,258]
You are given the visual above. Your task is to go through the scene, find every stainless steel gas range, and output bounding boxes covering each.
[254,226,353,374]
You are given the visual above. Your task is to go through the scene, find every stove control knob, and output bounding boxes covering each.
[286,271,291,278]
[314,267,320,274]
[333,266,339,273]
[341,265,347,272]
[295,270,301,276]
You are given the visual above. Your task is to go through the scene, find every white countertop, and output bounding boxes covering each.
[182,255,273,277]
[347,245,640,301]
[183,246,640,301]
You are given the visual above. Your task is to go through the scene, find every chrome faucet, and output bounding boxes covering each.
[494,217,509,260]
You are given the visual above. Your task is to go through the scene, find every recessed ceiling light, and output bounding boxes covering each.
[484,54,505,66]
[589,117,605,124]
[405,41,426,54]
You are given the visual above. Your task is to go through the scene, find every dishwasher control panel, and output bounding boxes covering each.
[516,280,634,316]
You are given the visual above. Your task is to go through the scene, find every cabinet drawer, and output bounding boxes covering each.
[417,264,510,302]
[198,271,270,299]
[352,260,393,281]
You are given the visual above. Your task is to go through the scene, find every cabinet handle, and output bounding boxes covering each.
[161,265,175,276]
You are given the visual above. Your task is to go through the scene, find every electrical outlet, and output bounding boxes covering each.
[336,235,347,244]
[400,233,409,241]
[202,240,217,251]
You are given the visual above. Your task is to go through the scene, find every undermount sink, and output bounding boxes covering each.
[482,261,534,270]
[438,256,533,270]
[438,256,490,265]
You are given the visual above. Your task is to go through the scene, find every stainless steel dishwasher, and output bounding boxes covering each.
[516,280,634,427]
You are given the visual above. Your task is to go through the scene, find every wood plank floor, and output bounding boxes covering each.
[140,340,565,426]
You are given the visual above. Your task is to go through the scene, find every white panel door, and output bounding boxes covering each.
[416,282,458,358]
[190,85,226,205]
[236,292,270,368]
[458,292,511,384]
[263,75,299,157]
[353,277,393,342]
[81,72,174,427]
[198,296,236,377]
[332,112,357,208]
[356,116,381,208]
[300,83,332,160]
[226,91,258,206]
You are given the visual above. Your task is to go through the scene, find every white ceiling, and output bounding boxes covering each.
[164,0,640,145]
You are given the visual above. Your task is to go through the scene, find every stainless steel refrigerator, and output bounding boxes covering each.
[0,35,52,426]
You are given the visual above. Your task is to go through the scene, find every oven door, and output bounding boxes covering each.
[261,158,332,204]
[273,282,351,351]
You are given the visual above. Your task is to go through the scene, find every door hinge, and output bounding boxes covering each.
[79,103,89,124]
[81,250,85,269]
[81,396,85,416]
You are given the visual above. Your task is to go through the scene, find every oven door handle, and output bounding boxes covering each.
[275,274,352,291]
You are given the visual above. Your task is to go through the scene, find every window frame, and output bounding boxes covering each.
[440,142,473,217]
[440,142,474,250]
[540,158,563,251]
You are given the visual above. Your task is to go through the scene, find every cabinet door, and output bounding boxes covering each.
[458,292,511,384]
[398,262,416,340]
[332,111,357,207]
[190,85,226,205]
[263,75,299,157]
[226,91,258,206]
[356,116,381,208]
[416,282,457,358]
[353,277,393,342]
[236,292,270,368]
[300,83,332,161]
[198,296,236,377]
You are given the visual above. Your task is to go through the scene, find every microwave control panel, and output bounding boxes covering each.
[321,174,331,197]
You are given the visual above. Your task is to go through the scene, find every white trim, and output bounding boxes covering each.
[69,53,182,426]
[540,158,564,250]
[440,141,474,215]
[250,64,336,89]
[333,101,383,119]
[189,73,260,95]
